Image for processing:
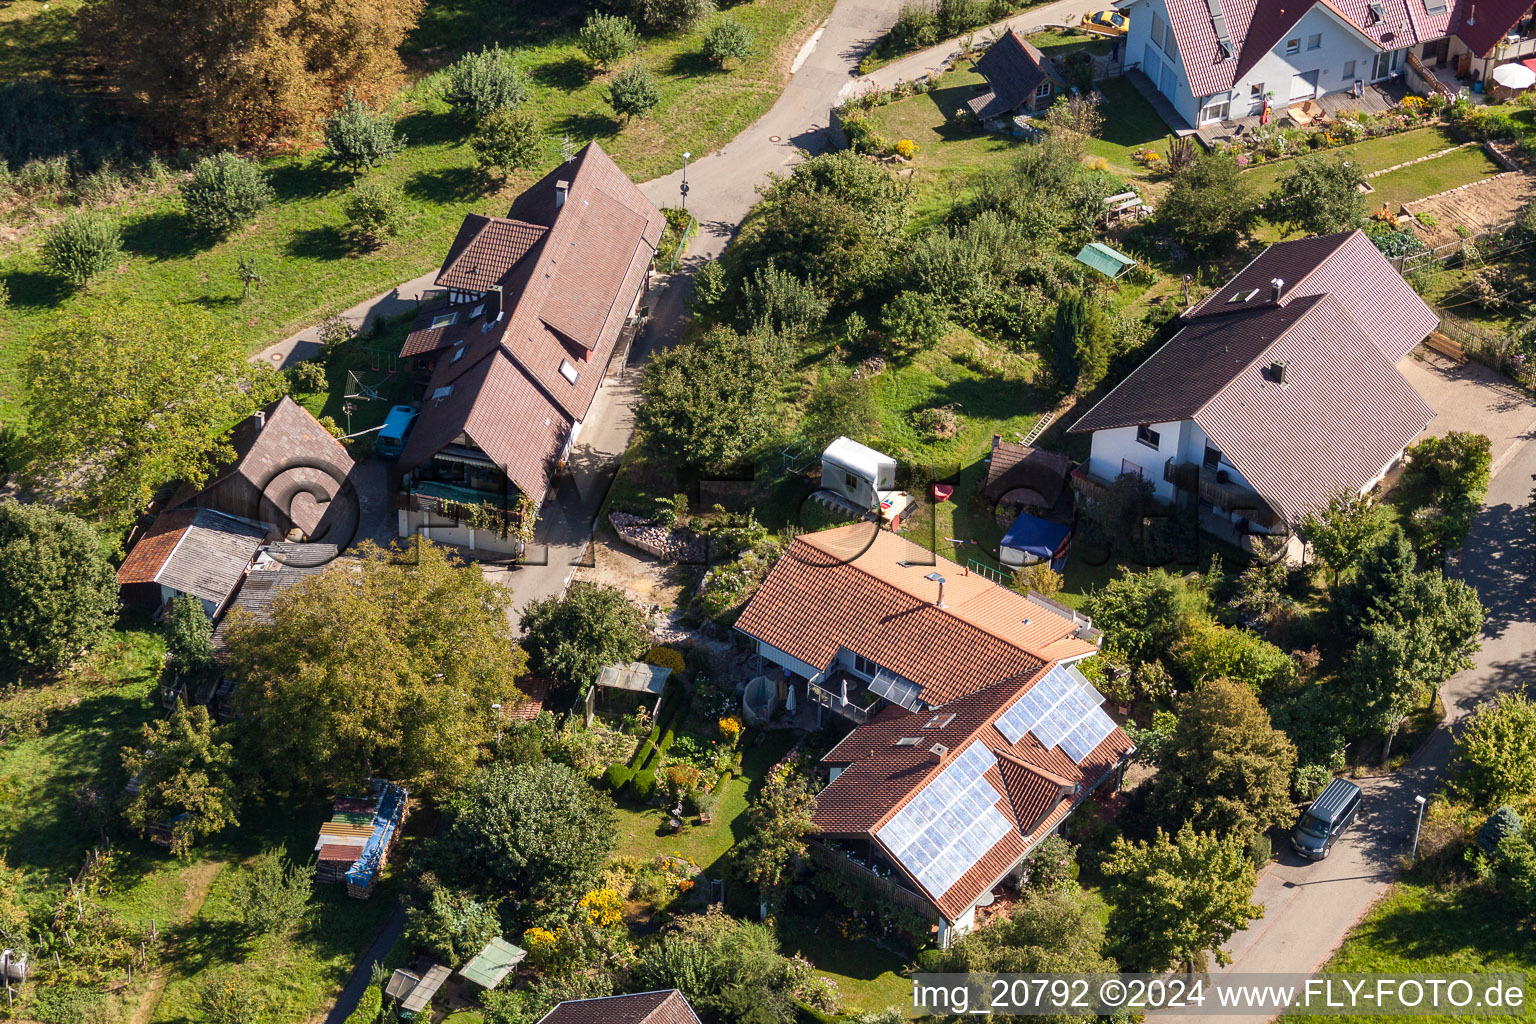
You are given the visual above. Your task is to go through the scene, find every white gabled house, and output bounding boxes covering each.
[1119,0,1536,126]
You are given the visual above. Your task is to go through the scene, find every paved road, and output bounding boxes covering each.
[1158,429,1536,1024]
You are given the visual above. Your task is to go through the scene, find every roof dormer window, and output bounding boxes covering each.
[469,303,485,320]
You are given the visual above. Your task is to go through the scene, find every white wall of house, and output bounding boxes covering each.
[1084,421,1185,502]
[1124,0,1413,124]
[395,510,525,556]
[751,638,827,683]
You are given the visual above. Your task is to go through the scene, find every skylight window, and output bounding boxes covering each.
[923,713,956,729]
[450,343,466,364]
[559,359,580,385]
[895,737,922,746]
[432,385,454,401]
[431,312,460,330]
[1227,287,1261,303]
[469,303,485,320]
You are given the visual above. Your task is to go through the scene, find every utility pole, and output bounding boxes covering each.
[1411,793,1427,865]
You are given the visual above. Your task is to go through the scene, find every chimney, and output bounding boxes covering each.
[555,179,570,207]
[1271,359,1289,384]
[929,743,949,763]
[1270,277,1285,302]
[1468,3,1476,23]
[254,409,266,430]
[925,571,947,609]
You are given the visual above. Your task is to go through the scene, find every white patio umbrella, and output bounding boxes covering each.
[786,683,797,714]
[1492,62,1536,89]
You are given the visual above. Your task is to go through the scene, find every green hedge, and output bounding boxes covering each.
[345,983,382,1024]
[631,770,657,801]
[603,764,634,791]
[632,740,655,769]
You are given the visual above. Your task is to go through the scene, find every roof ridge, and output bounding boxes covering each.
[992,745,1076,788]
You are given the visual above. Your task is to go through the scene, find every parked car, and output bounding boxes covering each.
[375,405,419,460]
[1290,777,1363,860]
[1083,10,1129,35]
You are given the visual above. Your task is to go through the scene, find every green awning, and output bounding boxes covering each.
[457,937,526,990]
[1075,242,1137,279]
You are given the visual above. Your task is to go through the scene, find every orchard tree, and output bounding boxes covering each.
[1083,567,1207,669]
[518,583,649,699]
[470,108,544,181]
[578,12,639,70]
[229,850,315,937]
[1298,490,1391,589]
[1103,825,1260,972]
[225,540,529,797]
[880,289,949,353]
[1156,151,1256,257]
[0,500,118,670]
[702,15,754,67]
[83,0,422,147]
[609,61,661,121]
[121,701,240,857]
[322,91,404,173]
[630,0,716,32]
[442,45,529,122]
[40,211,123,288]
[739,262,828,339]
[180,152,275,235]
[731,762,818,914]
[440,762,617,907]
[635,325,782,471]
[24,303,285,532]
[1455,692,1536,809]
[1266,156,1367,236]
[1150,678,1297,845]
[343,181,405,247]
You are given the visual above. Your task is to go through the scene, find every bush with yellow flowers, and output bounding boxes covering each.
[894,138,919,159]
[578,887,626,928]
[643,646,686,674]
[522,926,558,967]
[717,715,743,745]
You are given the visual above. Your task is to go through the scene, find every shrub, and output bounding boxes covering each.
[579,12,640,69]
[1157,151,1256,257]
[894,138,918,159]
[344,983,382,1024]
[630,0,716,32]
[442,46,529,123]
[1478,805,1524,856]
[644,645,687,674]
[702,15,754,67]
[40,211,123,287]
[603,763,634,791]
[322,91,404,173]
[317,312,356,353]
[343,181,405,247]
[881,289,949,352]
[888,2,939,51]
[180,152,274,235]
[609,61,661,121]
[470,107,543,180]
[286,360,329,392]
[630,770,658,801]
[1020,834,1076,890]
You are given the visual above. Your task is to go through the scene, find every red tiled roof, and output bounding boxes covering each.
[435,215,547,291]
[399,142,663,501]
[118,509,197,585]
[1071,231,1435,524]
[536,990,702,1024]
[814,674,1133,922]
[118,508,266,608]
[506,676,549,721]
[733,525,1097,707]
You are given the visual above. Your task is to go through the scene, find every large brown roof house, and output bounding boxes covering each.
[1068,230,1435,548]
[536,990,702,1024]
[733,524,1100,720]
[393,142,664,556]
[1119,0,1536,130]
[812,665,1133,945]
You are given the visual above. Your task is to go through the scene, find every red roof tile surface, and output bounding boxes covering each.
[814,674,1133,921]
[436,215,548,292]
[117,509,197,585]
[732,525,1097,706]
[536,990,702,1024]
[398,143,664,499]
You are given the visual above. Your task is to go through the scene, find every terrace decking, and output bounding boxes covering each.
[1193,78,1410,147]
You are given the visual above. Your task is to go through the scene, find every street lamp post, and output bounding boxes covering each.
[1411,793,1427,865]
[680,152,691,213]
[491,702,503,744]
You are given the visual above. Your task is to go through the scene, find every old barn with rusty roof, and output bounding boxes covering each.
[1069,230,1435,540]
[394,142,664,556]
[812,665,1133,944]
[732,524,1100,722]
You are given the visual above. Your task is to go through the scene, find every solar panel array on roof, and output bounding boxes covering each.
[994,664,1117,763]
[876,743,1012,897]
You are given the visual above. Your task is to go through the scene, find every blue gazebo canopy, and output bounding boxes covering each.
[1000,513,1071,561]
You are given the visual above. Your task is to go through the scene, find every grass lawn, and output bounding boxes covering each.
[1085,76,1173,181]
[1026,28,1114,59]
[0,0,835,421]
[1239,124,1463,195]
[776,915,913,1013]
[0,0,85,80]
[1289,882,1535,1024]
[610,729,800,879]
[1367,144,1504,209]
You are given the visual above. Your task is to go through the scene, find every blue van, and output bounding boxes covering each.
[375,405,419,460]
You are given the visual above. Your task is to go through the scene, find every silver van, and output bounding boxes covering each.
[1290,777,1362,860]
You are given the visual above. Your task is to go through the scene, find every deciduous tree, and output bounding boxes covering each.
[702,15,754,67]
[164,593,215,675]
[470,108,544,181]
[880,289,949,353]
[1156,151,1256,257]
[1266,156,1367,236]
[1083,567,1207,670]
[180,152,275,236]
[731,762,818,914]
[408,885,500,967]
[1455,692,1536,809]
[1298,490,1392,589]
[225,541,528,797]
[229,849,315,937]
[121,701,240,857]
[0,501,118,670]
[322,91,404,174]
[1150,679,1297,845]
[635,325,782,471]
[518,583,650,700]
[609,61,661,121]
[40,211,123,287]
[440,762,616,907]
[23,304,285,532]
[937,885,1115,980]
[1102,825,1260,972]
[578,13,640,69]
[343,181,405,248]
[84,0,421,147]
[442,45,529,123]
[630,0,716,32]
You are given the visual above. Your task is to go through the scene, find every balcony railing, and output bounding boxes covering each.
[391,491,532,539]
[1493,34,1536,61]
[807,680,879,724]
[1163,459,1279,529]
